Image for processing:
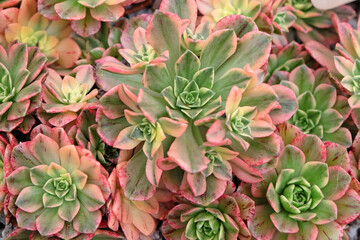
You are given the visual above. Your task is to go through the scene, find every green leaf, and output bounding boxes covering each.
[300,162,329,188]
[311,200,337,225]
[275,169,295,194]
[144,63,172,93]
[297,92,316,111]
[287,222,318,240]
[73,205,101,233]
[160,0,197,30]
[289,65,315,93]
[168,125,209,173]
[216,32,271,78]
[277,145,305,177]
[266,183,281,213]
[310,185,324,209]
[193,67,214,89]
[15,186,44,213]
[36,207,65,236]
[321,166,351,201]
[77,184,105,211]
[200,29,237,71]
[213,68,251,100]
[270,211,299,233]
[6,167,32,195]
[118,151,155,200]
[175,50,200,80]
[30,165,51,186]
[319,109,343,133]
[292,134,326,163]
[248,205,277,239]
[313,84,336,111]
[147,10,182,78]
[316,222,343,240]
[43,193,63,208]
[334,189,360,224]
[138,88,168,123]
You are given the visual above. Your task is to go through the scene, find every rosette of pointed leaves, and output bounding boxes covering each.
[96,7,298,202]
[74,23,123,66]
[281,65,352,147]
[161,188,255,240]
[37,65,98,128]
[0,42,47,133]
[3,0,80,69]
[38,0,136,37]
[285,0,355,45]
[5,125,111,238]
[245,125,360,239]
[107,163,171,239]
[265,41,309,83]
[197,0,262,25]
[305,17,360,128]
[68,107,119,166]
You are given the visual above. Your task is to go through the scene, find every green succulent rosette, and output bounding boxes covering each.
[162,190,255,240]
[245,123,360,239]
[281,65,351,147]
[5,125,111,239]
[0,42,47,133]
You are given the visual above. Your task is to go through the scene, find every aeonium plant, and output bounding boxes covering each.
[1,0,81,69]
[37,65,98,128]
[161,184,256,240]
[0,41,47,133]
[280,65,352,147]
[96,4,297,203]
[5,125,111,239]
[243,122,360,239]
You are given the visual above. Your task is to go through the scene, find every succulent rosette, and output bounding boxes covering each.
[68,107,119,166]
[265,41,309,83]
[161,185,255,240]
[5,125,111,238]
[244,124,360,239]
[95,2,298,202]
[74,23,123,66]
[285,0,355,46]
[197,0,262,25]
[279,65,352,147]
[38,0,136,37]
[0,41,47,133]
[37,65,98,128]
[2,0,81,69]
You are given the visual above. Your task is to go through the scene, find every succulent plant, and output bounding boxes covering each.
[285,0,355,46]
[73,23,123,66]
[37,65,98,128]
[161,186,255,240]
[244,123,360,239]
[197,0,262,25]
[280,65,352,147]
[349,131,360,212]
[95,4,298,202]
[0,133,17,212]
[107,162,169,239]
[38,0,136,37]
[306,17,360,128]
[5,125,111,238]
[0,41,47,133]
[2,0,81,69]
[68,107,119,166]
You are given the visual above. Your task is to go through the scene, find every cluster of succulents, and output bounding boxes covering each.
[0,0,360,239]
